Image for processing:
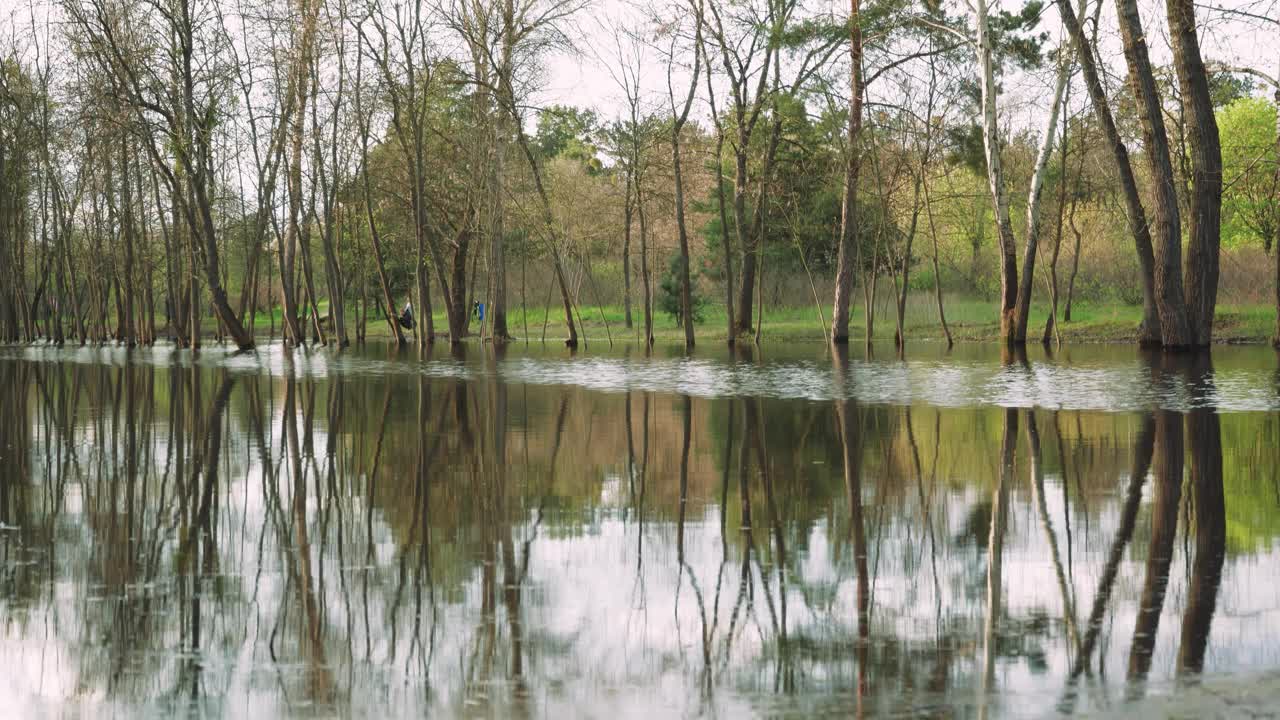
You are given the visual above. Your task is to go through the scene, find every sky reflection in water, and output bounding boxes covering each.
[0,341,1277,718]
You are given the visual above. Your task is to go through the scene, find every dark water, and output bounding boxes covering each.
[1,341,1278,718]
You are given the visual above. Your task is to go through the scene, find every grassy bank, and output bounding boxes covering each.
[247,295,1279,345]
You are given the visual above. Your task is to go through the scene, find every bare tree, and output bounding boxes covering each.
[311,0,356,346]
[703,0,792,339]
[352,44,407,345]
[665,0,703,350]
[64,0,257,350]
[445,0,589,346]
[600,19,649,334]
[360,0,448,346]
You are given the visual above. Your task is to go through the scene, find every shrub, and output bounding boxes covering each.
[658,253,708,326]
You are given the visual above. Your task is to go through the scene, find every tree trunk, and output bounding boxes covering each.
[923,179,953,346]
[297,214,326,345]
[355,58,406,346]
[733,150,757,338]
[119,142,138,345]
[1044,86,1071,346]
[699,53,735,345]
[894,178,923,349]
[1167,0,1222,346]
[974,0,1020,344]
[831,0,862,345]
[1116,0,1193,347]
[1064,198,1082,323]
[861,231,879,348]
[672,134,696,350]
[1273,84,1280,347]
[465,226,481,337]
[418,256,433,344]
[0,144,9,342]
[670,33,702,351]
[1013,53,1071,342]
[622,172,634,331]
[451,227,471,342]
[186,238,201,350]
[714,137,735,345]
[1057,0,1160,344]
[490,110,511,342]
[513,125,578,347]
[639,189,653,346]
[280,86,308,346]
[319,211,346,346]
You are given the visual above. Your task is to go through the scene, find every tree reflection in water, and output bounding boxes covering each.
[0,343,1260,718]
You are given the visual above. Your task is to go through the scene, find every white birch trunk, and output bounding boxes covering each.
[973,0,1019,341]
[1014,47,1073,339]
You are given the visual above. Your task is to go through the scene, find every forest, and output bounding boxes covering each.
[0,0,1276,351]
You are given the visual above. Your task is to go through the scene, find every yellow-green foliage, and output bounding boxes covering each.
[1219,96,1279,250]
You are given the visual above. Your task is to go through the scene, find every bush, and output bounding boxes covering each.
[658,253,708,326]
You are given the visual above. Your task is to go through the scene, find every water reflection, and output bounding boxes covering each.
[0,344,1273,718]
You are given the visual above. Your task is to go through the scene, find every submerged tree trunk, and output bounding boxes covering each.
[1273,84,1280,347]
[412,154,436,347]
[513,126,579,347]
[277,0,317,347]
[450,226,471,342]
[1167,0,1222,346]
[1057,0,1160,343]
[1012,49,1071,343]
[638,189,653,347]
[318,206,346,347]
[973,0,1019,344]
[622,172,635,331]
[733,152,758,339]
[1116,0,1193,347]
[0,143,10,342]
[669,26,702,351]
[893,178,923,349]
[1044,90,1071,346]
[894,42,940,350]
[831,0,863,344]
[703,59,735,345]
[312,48,348,348]
[298,213,326,345]
[190,178,249,348]
[923,180,953,347]
[119,142,138,345]
[354,56,405,346]
[491,114,511,342]
[672,139,696,350]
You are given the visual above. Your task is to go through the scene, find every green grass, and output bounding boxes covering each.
[243,294,1278,345]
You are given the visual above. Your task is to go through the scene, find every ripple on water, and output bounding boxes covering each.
[3,340,1277,412]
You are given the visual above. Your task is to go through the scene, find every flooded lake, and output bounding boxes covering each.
[1,341,1277,718]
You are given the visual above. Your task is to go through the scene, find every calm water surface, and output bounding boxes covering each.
[0,341,1278,718]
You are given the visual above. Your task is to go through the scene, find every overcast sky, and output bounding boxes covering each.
[1,0,1275,131]
[533,0,1278,125]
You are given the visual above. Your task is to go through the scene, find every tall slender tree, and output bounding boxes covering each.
[1115,0,1193,347]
